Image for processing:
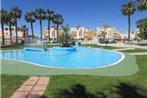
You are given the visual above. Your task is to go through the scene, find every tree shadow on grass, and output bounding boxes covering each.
[114,83,147,98]
[94,82,147,98]
[42,83,147,98]
[54,84,97,98]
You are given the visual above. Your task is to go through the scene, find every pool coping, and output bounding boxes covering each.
[0,47,125,69]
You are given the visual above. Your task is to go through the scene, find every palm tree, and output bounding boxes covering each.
[101,31,107,42]
[0,9,7,46]
[7,12,15,45]
[11,6,22,44]
[121,1,136,41]
[136,18,147,40]
[21,25,28,40]
[46,9,54,42]
[136,0,147,11]
[53,13,64,42]
[25,11,36,40]
[59,24,71,47]
[35,8,46,43]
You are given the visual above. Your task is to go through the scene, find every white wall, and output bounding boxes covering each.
[2,26,24,39]
[71,27,87,39]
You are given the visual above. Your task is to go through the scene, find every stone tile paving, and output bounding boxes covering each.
[28,91,44,98]
[17,85,33,92]
[10,92,29,98]
[10,76,49,98]
[36,77,49,85]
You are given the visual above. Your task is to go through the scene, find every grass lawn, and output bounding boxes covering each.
[0,45,24,50]
[120,48,147,53]
[43,55,147,97]
[1,75,29,98]
[0,44,60,50]
[81,44,122,50]
[47,44,60,48]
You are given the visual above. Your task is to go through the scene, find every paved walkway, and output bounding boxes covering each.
[96,43,147,49]
[10,76,49,98]
[113,48,136,51]
[129,52,147,55]
[113,48,147,55]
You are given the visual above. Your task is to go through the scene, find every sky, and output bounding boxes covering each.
[1,0,146,36]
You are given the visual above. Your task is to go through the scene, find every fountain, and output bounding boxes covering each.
[23,40,48,52]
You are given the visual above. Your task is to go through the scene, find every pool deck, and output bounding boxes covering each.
[1,53,138,76]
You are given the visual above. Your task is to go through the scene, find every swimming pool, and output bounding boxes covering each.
[0,47,125,68]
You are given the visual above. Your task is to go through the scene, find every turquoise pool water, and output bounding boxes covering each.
[0,47,124,68]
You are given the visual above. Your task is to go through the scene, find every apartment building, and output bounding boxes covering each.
[0,26,28,44]
[70,26,95,41]
[96,24,121,42]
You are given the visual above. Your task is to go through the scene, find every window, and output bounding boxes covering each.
[5,33,8,35]
[79,29,82,37]
[109,31,111,37]
[5,28,8,31]
[11,28,14,31]
[108,31,111,37]
[52,31,55,37]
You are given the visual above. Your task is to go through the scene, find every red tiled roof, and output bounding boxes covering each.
[103,24,110,28]
[76,25,81,29]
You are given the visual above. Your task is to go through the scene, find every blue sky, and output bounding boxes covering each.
[1,0,146,36]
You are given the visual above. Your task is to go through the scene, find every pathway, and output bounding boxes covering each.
[96,43,147,49]
[113,48,147,55]
[113,48,136,51]
[10,76,49,98]
[129,52,147,55]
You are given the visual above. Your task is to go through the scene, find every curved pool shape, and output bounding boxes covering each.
[0,47,125,68]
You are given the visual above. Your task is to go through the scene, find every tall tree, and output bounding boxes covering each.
[59,24,71,47]
[25,11,36,39]
[11,6,22,44]
[46,9,54,42]
[53,13,64,42]
[0,9,7,46]
[21,25,28,40]
[136,0,147,11]
[136,18,147,39]
[100,31,107,42]
[121,1,136,41]
[7,12,15,45]
[35,8,46,43]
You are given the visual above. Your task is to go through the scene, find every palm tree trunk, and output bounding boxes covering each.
[9,23,12,45]
[23,31,26,41]
[128,15,131,41]
[104,36,105,42]
[15,20,18,44]
[1,23,5,46]
[48,20,50,43]
[31,22,34,39]
[56,24,59,42]
[40,20,42,43]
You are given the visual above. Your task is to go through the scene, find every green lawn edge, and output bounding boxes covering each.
[1,53,138,76]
